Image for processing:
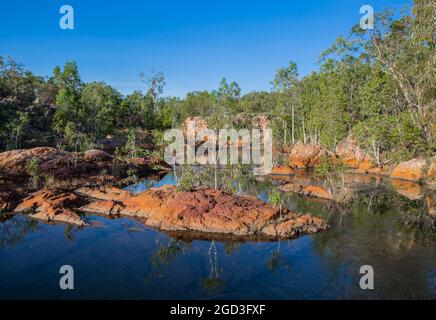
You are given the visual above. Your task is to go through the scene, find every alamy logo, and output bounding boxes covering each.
[59,5,74,30]
[59,265,74,290]
[360,5,374,30]
[164,123,273,175]
[359,265,374,290]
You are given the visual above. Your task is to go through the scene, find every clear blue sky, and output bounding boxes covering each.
[1,0,411,97]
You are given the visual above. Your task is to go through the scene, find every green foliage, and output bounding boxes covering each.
[25,158,39,189]
[352,112,428,162]
[268,189,285,217]
[176,165,197,192]
[314,156,345,178]
[0,2,433,167]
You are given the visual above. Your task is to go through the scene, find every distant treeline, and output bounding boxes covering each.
[0,0,434,163]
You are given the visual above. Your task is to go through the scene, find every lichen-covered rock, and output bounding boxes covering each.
[14,189,85,226]
[80,185,328,240]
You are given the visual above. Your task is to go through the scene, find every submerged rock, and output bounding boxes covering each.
[80,185,328,240]
[14,189,86,226]
[279,177,355,204]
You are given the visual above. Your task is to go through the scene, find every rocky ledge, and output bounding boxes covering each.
[0,147,170,181]
[14,189,86,226]
[79,185,327,240]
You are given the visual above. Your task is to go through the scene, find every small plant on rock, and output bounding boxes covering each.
[25,158,39,189]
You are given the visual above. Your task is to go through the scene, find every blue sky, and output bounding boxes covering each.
[1,0,411,97]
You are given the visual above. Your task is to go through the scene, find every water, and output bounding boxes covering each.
[0,171,435,299]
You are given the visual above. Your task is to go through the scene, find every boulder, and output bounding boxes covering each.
[183,117,208,138]
[80,185,328,240]
[0,190,19,212]
[96,136,125,154]
[270,166,294,175]
[335,136,374,171]
[287,144,326,169]
[390,158,426,182]
[75,186,132,201]
[0,147,66,175]
[251,115,269,131]
[14,189,85,226]
[0,147,170,180]
[83,150,113,162]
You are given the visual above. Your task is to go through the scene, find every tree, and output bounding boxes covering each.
[79,82,122,139]
[271,62,299,145]
[51,61,83,148]
[141,71,166,116]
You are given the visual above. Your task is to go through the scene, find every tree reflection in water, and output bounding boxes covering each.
[144,236,192,284]
[201,240,224,291]
[0,215,41,250]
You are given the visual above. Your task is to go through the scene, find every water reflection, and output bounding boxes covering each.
[0,215,41,250]
[0,169,435,299]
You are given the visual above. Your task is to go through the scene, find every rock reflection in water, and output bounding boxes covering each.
[0,169,434,299]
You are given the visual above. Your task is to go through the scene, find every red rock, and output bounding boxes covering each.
[288,144,326,169]
[0,190,19,212]
[390,158,426,182]
[367,167,383,175]
[74,186,133,201]
[280,183,332,200]
[80,185,327,240]
[428,157,435,181]
[96,136,125,154]
[0,147,66,175]
[279,177,354,203]
[0,147,170,180]
[14,189,85,226]
[335,136,374,170]
[270,166,294,175]
[183,117,208,138]
[83,150,113,162]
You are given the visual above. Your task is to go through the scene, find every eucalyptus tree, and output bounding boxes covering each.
[271,61,299,145]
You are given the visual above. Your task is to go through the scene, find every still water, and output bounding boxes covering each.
[0,171,435,299]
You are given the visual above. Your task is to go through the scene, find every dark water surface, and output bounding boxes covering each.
[0,171,435,299]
